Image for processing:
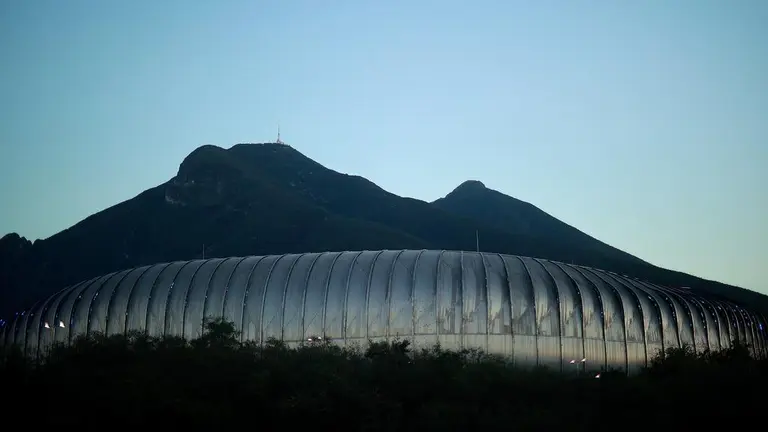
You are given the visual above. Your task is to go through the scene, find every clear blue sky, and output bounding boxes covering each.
[1,0,766,294]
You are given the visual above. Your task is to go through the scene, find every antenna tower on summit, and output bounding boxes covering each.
[276,125,284,144]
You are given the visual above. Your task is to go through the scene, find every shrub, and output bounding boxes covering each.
[1,319,766,429]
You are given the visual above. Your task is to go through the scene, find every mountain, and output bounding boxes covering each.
[2,142,766,318]
[432,180,768,312]
[433,180,647,265]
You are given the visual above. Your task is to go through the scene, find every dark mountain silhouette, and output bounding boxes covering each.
[432,180,768,312]
[433,180,647,265]
[1,142,766,319]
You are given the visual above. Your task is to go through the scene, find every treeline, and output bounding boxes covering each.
[1,319,766,430]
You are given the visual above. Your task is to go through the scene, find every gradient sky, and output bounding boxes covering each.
[1,0,766,294]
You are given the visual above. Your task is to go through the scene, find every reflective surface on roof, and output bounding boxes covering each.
[2,250,766,373]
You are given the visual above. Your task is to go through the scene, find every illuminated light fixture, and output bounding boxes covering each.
[569,359,576,364]
[581,358,587,362]
[595,373,601,379]
[44,322,50,329]
[59,321,65,328]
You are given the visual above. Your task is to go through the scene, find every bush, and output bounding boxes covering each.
[1,320,766,429]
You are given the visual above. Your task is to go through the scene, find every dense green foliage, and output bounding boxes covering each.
[2,318,765,429]
[4,143,765,321]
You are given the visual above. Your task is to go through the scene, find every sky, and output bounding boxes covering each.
[1,0,766,294]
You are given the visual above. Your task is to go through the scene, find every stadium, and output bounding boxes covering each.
[2,250,766,373]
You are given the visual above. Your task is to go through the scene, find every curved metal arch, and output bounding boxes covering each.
[713,299,742,346]
[182,258,227,338]
[383,250,406,340]
[728,302,750,346]
[320,252,345,340]
[297,252,326,341]
[749,311,765,357]
[341,251,365,344]
[225,256,265,338]
[9,310,23,347]
[634,280,689,349]
[577,267,630,372]
[86,270,132,336]
[33,288,66,359]
[514,256,540,366]
[277,253,320,342]
[104,266,152,336]
[689,294,725,351]
[595,270,648,366]
[549,261,588,372]
[565,265,609,370]
[478,252,491,354]
[645,282,702,353]
[13,308,30,349]
[43,279,96,355]
[596,271,651,368]
[496,253,515,359]
[432,250,447,344]
[633,281,682,350]
[736,306,759,356]
[457,251,466,349]
[253,254,287,345]
[145,262,187,337]
[160,260,199,338]
[8,312,21,347]
[531,258,565,372]
[20,303,41,357]
[409,250,427,342]
[67,273,115,344]
[725,301,747,345]
[51,277,99,345]
[755,311,768,358]
[611,276,667,357]
[278,254,305,342]
[30,285,73,358]
[363,250,387,342]
[213,257,249,320]
[685,295,716,351]
[173,258,215,338]
[129,262,172,334]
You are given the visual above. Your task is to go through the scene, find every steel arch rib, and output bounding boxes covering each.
[254,255,285,345]
[298,252,324,342]
[136,262,173,335]
[550,261,589,372]
[515,256,540,367]
[320,252,344,340]
[567,265,609,371]
[531,258,564,372]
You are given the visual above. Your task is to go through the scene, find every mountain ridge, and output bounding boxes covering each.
[2,142,766,318]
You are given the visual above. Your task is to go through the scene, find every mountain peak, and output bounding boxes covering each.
[452,180,487,194]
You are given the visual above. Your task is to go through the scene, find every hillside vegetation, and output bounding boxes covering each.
[2,318,765,429]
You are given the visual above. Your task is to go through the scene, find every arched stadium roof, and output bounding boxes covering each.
[2,250,766,372]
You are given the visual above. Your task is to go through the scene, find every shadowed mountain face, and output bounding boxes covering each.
[433,180,647,266]
[1,143,766,319]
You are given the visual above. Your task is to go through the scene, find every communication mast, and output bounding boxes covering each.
[276,125,284,144]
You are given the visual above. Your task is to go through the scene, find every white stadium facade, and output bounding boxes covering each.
[2,250,766,373]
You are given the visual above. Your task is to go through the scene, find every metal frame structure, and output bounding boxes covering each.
[2,250,766,373]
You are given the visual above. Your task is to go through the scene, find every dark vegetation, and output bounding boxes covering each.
[3,142,767,320]
[1,318,765,429]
